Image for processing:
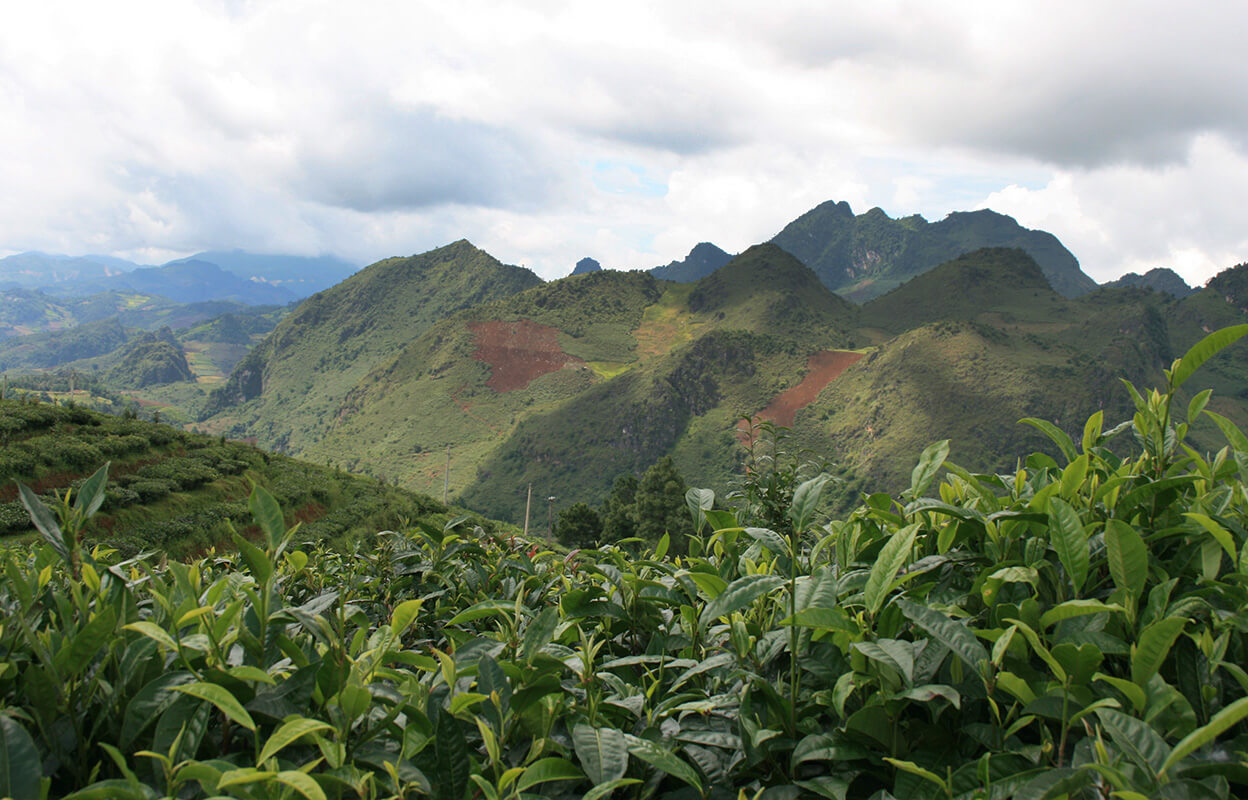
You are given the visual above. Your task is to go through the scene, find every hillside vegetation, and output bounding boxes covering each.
[0,396,493,558]
[202,241,542,451]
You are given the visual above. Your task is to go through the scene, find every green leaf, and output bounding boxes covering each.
[685,487,714,534]
[73,462,111,518]
[907,440,949,500]
[1040,599,1123,630]
[1048,498,1089,594]
[248,481,286,551]
[275,770,327,800]
[1060,454,1089,498]
[17,481,68,563]
[573,724,629,785]
[258,718,334,764]
[744,527,789,558]
[684,571,727,599]
[447,600,515,625]
[1105,520,1149,598]
[515,757,583,793]
[123,620,179,653]
[898,598,989,675]
[789,473,833,532]
[883,758,948,793]
[59,605,117,676]
[1132,616,1187,688]
[231,531,273,585]
[1203,409,1248,454]
[625,734,703,793]
[59,780,151,800]
[582,778,642,800]
[1184,513,1239,568]
[522,607,559,666]
[1169,324,1248,391]
[1096,708,1170,776]
[1161,695,1248,775]
[1094,673,1147,713]
[433,708,470,800]
[390,598,423,637]
[1082,410,1104,453]
[1020,418,1078,463]
[699,574,785,627]
[121,672,195,748]
[1187,389,1213,426]
[0,716,41,800]
[174,682,256,731]
[864,523,919,616]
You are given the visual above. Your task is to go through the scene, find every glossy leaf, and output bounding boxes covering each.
[1105,519,1149,597]
[864,523,919,616]
[700,574,785,627]
[573,724,629,785]
[1169,324,1248,391]
[1132,617,1187,687]
[1048,498,1089,594]
[0,717,40,800]
[258,718,334,765]
[174,682,256,731]
[898,598,988,674]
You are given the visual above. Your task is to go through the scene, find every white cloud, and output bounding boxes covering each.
[0,0,1246,282]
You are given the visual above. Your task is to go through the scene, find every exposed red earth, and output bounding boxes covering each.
[740,350,864,442]
[468,320,582,392]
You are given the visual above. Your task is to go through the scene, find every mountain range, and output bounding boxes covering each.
[0,249,356,307]
[192,232,1246,524]
[5,198,1240,528]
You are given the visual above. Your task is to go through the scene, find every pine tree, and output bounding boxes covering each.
[635,457,693,546]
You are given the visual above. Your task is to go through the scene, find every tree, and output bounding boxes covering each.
[635,457,694,547]
[599,473,639,542]
[556,502,602,549]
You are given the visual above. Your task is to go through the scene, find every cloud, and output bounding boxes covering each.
[0,0,1246,283]
[981,134,1248,286]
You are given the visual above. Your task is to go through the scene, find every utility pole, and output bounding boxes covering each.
[443,445,451,504]
[523,484,532,538]
[547,495,557,537]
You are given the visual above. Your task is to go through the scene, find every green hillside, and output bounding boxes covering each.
[859,247,1070,335]
[299,246,859,520]
[202,241,542,450]
[770,200,1097,300]
[0,396,495,558]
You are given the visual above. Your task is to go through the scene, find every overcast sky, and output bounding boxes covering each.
[2,1,1246,285]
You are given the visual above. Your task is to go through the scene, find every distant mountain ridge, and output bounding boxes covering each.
[1104,267,1194,297]
[0,249,356,304]
[649,242,734,282]
[45,260,298,306]
[770,200,1097,301]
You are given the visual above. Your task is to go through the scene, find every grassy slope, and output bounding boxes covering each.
[859,248,1071,335]
[202,241,543,451]
[0,397,499,558]
[456,246,861,520]
[304,270,663,499]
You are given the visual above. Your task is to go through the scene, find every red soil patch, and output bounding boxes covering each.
[467,320,582,392]
[740,350,864,439]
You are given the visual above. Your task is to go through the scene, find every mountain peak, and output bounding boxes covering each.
[572,257,602,275]
[771,199,1096,301]
[649,242,733,282]
[1104,267,1194,298]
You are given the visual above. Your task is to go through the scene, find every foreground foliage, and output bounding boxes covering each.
[5,330,1248,798]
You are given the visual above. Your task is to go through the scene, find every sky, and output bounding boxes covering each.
[2,1,1247,285]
